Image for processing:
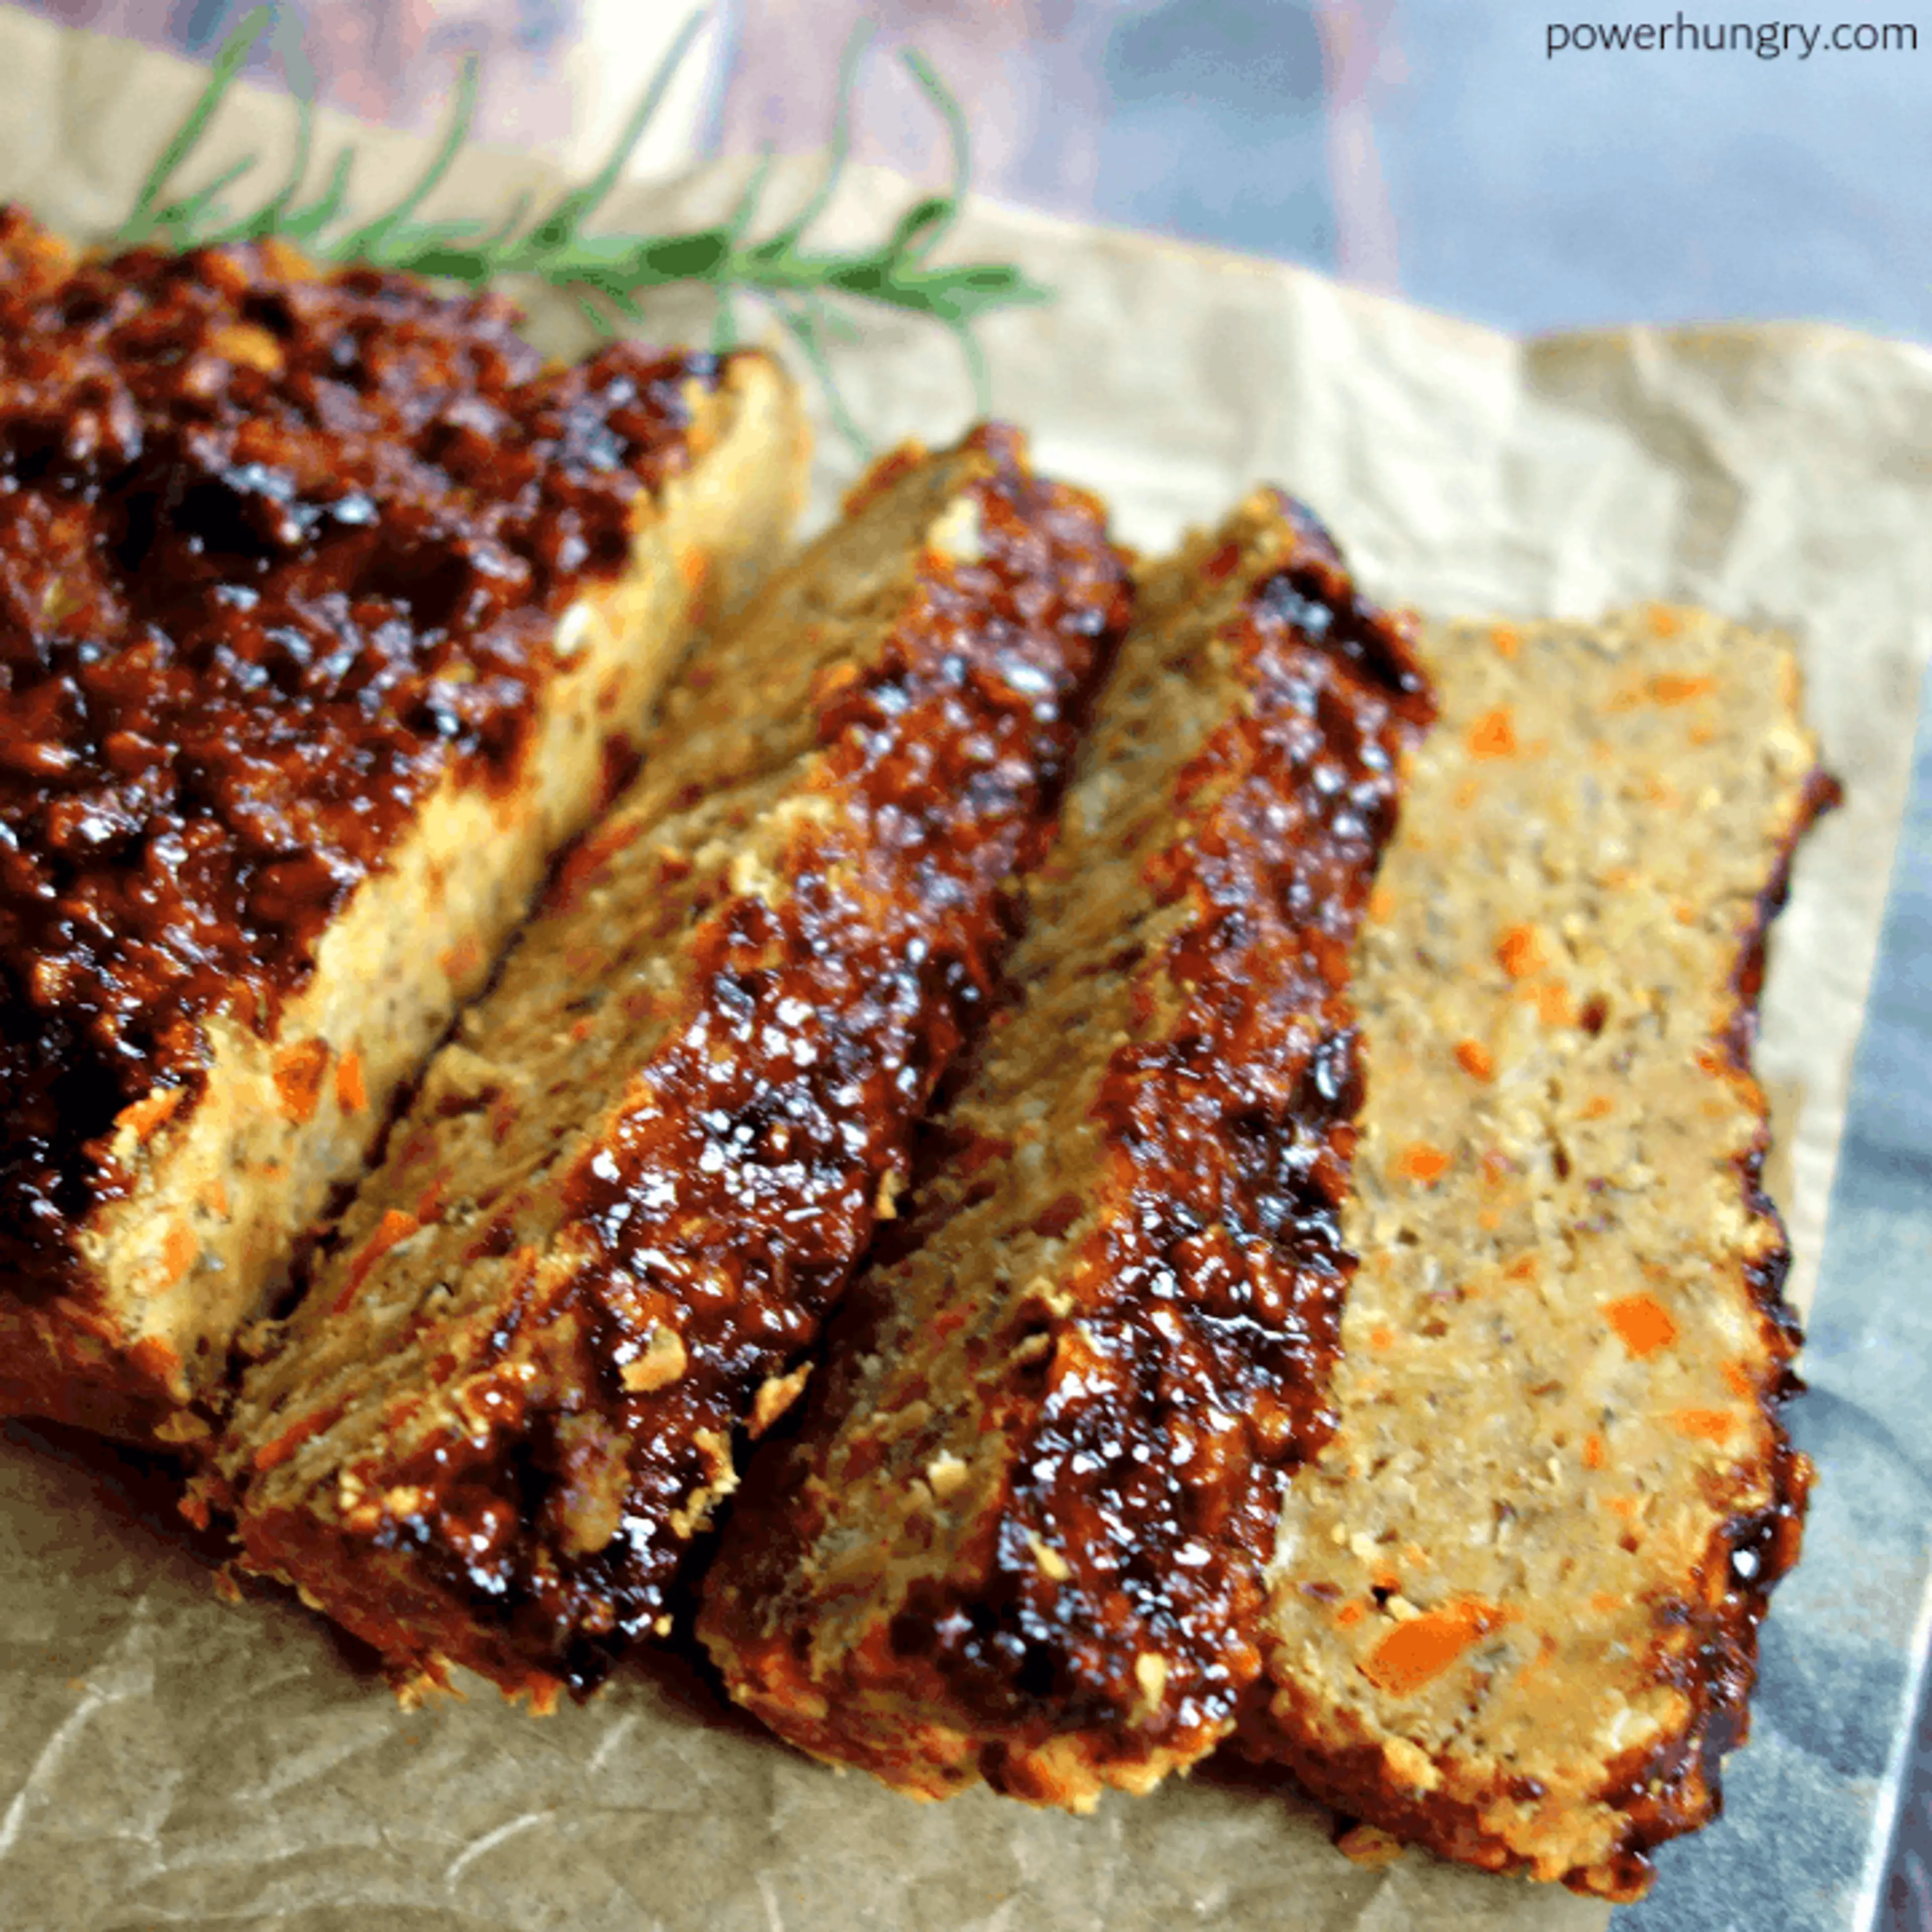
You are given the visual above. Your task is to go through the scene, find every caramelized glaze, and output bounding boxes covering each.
[928,556,1433,1767]
[701,497,1434,1796]
[303,429,1132,1691]
[0,207,715,1282]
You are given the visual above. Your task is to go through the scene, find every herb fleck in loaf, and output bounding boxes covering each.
[1246,607,1834,1899]
[698,492,1433,1807]
[0,209,807,1442]
[213,426,1132,1705]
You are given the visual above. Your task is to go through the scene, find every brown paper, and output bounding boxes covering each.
[3,11,1928,1928]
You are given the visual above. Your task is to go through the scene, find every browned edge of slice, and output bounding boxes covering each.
[1239,607,1836,1899]
[213,424,1133,1706]
[697,491,1435,1808]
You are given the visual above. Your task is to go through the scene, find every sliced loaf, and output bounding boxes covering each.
[698,492,1433,1806]
[212,426,1132,1704]
[1246,607,1834,1898]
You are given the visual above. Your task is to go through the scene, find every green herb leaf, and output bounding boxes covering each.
[115,8,1049,453]
[119,5,274,247]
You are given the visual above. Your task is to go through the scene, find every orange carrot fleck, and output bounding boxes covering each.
[1673,900,1699,926]
[1396,1142,1451,1185]
[273,1039,331,1124]
[1478,1205,1505,1232]
[1496,925,1544,980]
[439,936,483,984]
[160,1221,198,1287]
[1505,1254,1539,1282]
[1360,1598,1508,1697]
[1467,706,1518,760]
[1647,605,1682,637]
[1651,672,1715,705]
[1581,1432,1606,1470]
[1533,981,1575,1027]
[1689,721,1718,747]
[1369,884,1397,924]
[1604,1494,1644,1523]
[199,1176,230,1218]
[116,1086,186,1145]
[1581,1094,1614,1119]
[1335,1599,1367,1629]
[1605,1292,1679,1358]
[1455,1039,1495,1082]
[1369,1325,1397,1352]
[1481,1150,1512,1188]
[678,546,711,593]
[1489,623,1521,659]
[1722,1361,1756,1399]
[1669,1407,1738,1443]
[252,1404,341,1473]
[1589,1590,1624,1617]
[335,1048,367,1115]
[332,1209,421,1315]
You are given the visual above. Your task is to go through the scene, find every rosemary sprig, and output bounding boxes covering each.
[116,7,1048,451]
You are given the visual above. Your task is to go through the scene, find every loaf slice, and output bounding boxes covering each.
[698,493,1434,1807]
[213,426,1133,1705]
[0,212,806,1442]
[1245,608,1835,1898]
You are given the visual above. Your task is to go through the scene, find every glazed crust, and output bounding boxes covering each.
[698,494,1432,1806]
[1243,608,1833,1898]
[0,209,807,1437]
[215,427,1133,1703]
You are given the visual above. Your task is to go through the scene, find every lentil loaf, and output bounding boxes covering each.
[698,492,1434,1806]
[0,210,806,1442]
[213,426,1133,1705]
[1246,607,1834,1897]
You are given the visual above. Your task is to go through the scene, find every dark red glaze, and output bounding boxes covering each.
[342,429,1133,1692]
[0,206,717,1286]
[892,511,1433,1778]
[702,498,1433,1792]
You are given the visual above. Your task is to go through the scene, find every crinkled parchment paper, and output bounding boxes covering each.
[3,12,1928,1930]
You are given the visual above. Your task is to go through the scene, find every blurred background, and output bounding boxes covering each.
[15,0,1930,344]
[9,3,1932,1925]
